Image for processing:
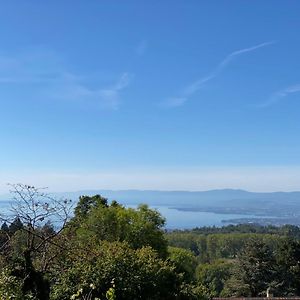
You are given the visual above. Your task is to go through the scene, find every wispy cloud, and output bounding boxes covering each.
[0,50,132,109]
[258,83,300,108]
[162,41,275,108]
[49,72,132,109]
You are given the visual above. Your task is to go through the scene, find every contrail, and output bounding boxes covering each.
[184,41,276,97]
[163,41,275,107]
[259,83,300,108]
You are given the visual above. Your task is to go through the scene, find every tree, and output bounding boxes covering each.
[0,184,73,300]
[50,195,191,299]
[226,238,276,296]
[274,238,300,295]
[196,259,234,297]
[73,194,108,220]
[51,241,180,300]
[9,217,23,234]
[1,222,9,233]
[168,246,198,282]
[70,196,168,257]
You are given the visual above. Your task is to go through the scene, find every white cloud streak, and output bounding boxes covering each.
[0,50,132,109]
[259,83,300,108]
[162,41,275,108]
[49,72,132,109]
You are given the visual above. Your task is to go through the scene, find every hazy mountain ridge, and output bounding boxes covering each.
[2,188,300,204]
[1,189,300,222]
[52,188,300,205]
[58,189,300,221]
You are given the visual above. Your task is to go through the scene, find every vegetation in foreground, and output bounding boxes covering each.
[0,184,300,299]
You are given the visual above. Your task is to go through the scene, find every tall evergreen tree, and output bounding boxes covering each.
[228,238,276,296]
[1,222,9,232]
[9,217,23,234]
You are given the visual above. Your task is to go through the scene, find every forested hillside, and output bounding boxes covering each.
[166,225,300,297]
[1,184,300,299]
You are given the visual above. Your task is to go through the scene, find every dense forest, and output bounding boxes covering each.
[1,184,300,299]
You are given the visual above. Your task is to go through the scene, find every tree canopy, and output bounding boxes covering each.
[1,186,300,299]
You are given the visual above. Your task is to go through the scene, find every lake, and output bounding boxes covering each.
[0,201,273,230]
[127,205,268,229]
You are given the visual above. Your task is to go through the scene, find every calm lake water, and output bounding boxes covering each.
[0,200,267,230]
[127,205,266,229]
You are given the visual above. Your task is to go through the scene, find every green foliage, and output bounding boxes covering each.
[178,282,210,300]
[273,238,300,295]
[105,285,116,300]
[51,241,180,300]
[3,189,300,299]
[166,231,284,262]
[189,224,300,238]
[221,276,251,297]
[0,268,24,300]
[168,246,198,281]
[226,238,276,296]
[9,217,23,234]
[0,267,43,300]
[166,233,205,257]
[196,259,233,297]
[71,197,168,257]
[1,222,9,233]
[73,194,109,220]
[167,225,300,297]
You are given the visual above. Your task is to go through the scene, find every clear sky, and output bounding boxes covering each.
[1,1,300,193]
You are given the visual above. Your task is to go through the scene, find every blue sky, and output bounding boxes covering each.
[1,1,300,192]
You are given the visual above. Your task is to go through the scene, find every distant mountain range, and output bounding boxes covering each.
[1,189,300,226]
[2,188,300,216]
[51,188,300,210]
